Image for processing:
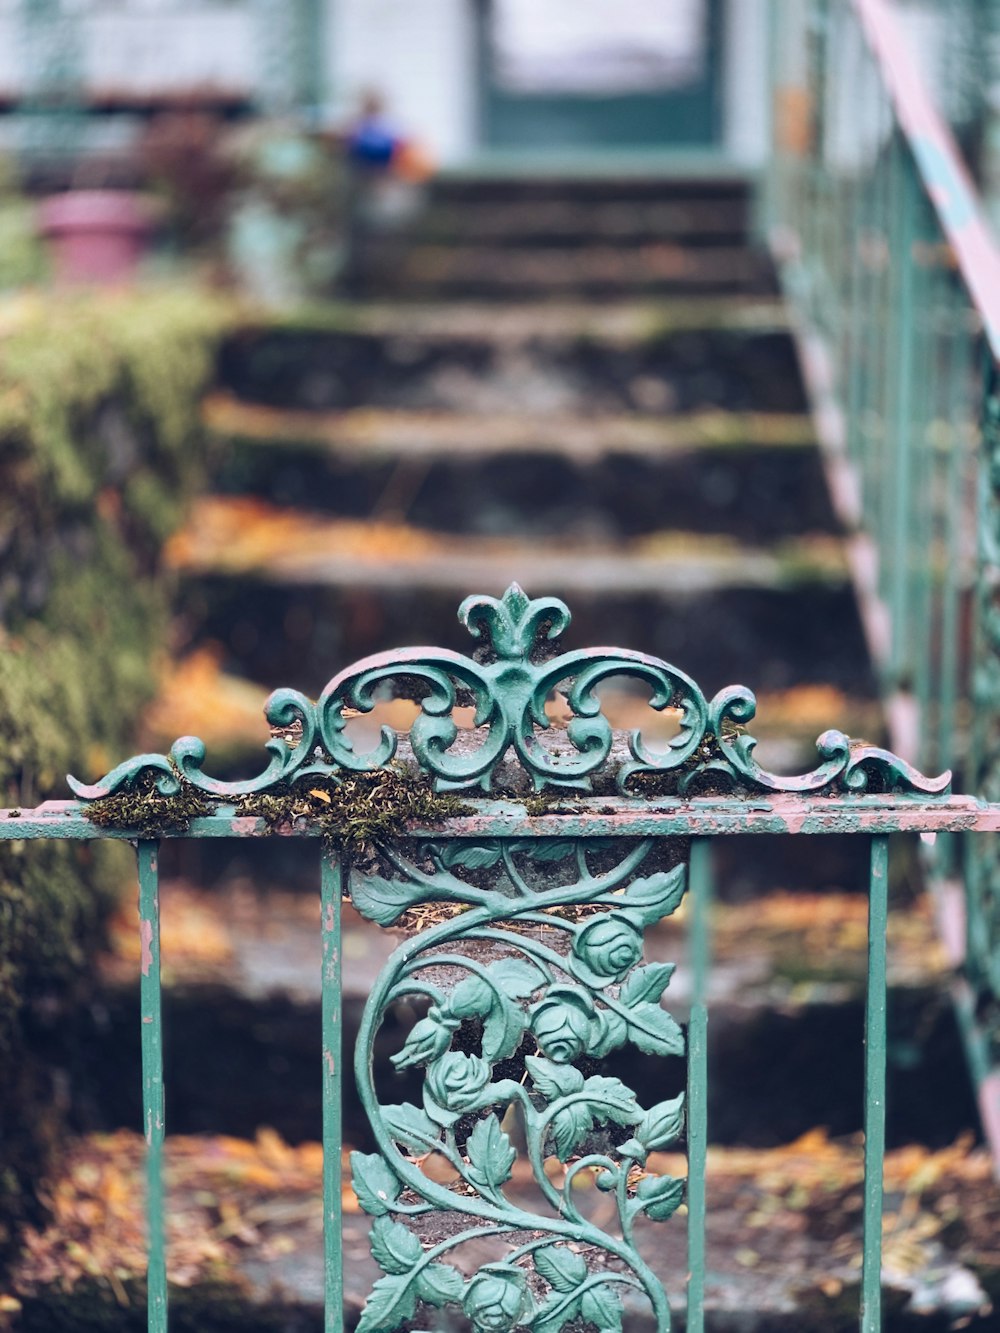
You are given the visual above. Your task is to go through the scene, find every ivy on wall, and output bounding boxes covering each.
[0,288,231,1265]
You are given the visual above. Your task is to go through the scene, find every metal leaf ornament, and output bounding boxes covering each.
[350,839,688,1333]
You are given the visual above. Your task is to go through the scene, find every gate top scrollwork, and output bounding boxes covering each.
[68,584,950,801]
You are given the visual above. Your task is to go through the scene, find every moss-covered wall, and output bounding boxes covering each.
[0,289,231,1266]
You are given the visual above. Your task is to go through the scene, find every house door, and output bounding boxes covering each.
[477,0,723,152]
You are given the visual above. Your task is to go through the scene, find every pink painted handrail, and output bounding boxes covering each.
[853,0,1000,360]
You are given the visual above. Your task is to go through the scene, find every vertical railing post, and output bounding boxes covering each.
[888,160,919,691]
[321,850,344,1333]
[968,360,1000,1002]
[686,839,713,1333]
[937,314,973,779]
[138,839,167,1331]
[861,835,890,1333]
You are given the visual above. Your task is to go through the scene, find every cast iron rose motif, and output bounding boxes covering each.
[425,1051,491,1113]
[570,910,644,983]
[530,986,597,1063]
[389,1004,459,1069]
[462,1265,534,1333]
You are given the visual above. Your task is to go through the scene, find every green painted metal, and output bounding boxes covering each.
[7,583,1000,1333]
[138,840,167,1332]
[18,0,85,168]
[1,586,985,1329]
[862,836,889,1333]
[475,0,723,152]
[685,839,712,1333]
[253,0,326,120]
[887,145,918,687]
[350,840,684,1333]
[968,365,1000,1053]
[66,586,950,804]
[322,852,344,1333]
[766,0,1000,1164]
[0,589,965,1327]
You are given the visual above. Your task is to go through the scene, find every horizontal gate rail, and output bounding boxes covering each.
[3,585,996,1332]
[6,794,1000,838]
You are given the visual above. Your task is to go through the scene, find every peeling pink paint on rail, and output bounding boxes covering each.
[775,798,814,835]
[854,0,1000,359]
[980,1073,1000,1172]
[139,918,154,977]
[229,816,259,835]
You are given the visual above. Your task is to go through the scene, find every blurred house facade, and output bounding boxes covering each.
[0,0,772,170]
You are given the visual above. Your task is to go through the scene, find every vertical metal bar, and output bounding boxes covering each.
[322,851,344,1333]
[912,210,938,757]
[686,838,712,1333]
[870,120,897,561]
[845,42,874,470]
[138,839,167,1332]
[939,314,972,772]
[862,835,889,1333]
[889,160,919,684]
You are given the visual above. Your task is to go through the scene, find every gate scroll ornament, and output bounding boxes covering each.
[69,586,949,1333]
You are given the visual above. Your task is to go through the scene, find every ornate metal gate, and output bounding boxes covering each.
[3,584,990,1333]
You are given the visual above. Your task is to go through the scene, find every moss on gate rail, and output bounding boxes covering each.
[83,767,474,853]
[0,289,231,1271]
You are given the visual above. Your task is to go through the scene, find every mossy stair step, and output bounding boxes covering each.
[205,397,817,459]
[177,580,870,703]
[359,242,774,300]
[101,881,951,1012]
[168,500,866,691]
[56,878,972,1152]
[205,401,832,542]
[7,1128,997,1331]
[415,196,750,247]
[168,499,849,589]
[217,299,803,416]
[426,173,753,206]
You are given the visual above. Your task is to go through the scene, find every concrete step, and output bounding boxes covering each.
[216,300,805,416]
[425,172,754,208]
[50,878,971,1153]
[357,242,774,300]
[167,500,866,695]
[177,575,870,702]
[168,499,848,589]
[6,1128,997,1331]
[415,196,751,247]
[205,396,816,459]
[103,880,951,1014]
[205,400,832,542]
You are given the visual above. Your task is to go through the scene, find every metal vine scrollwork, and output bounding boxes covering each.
[69,584,949,801]
[351,838,686,1333]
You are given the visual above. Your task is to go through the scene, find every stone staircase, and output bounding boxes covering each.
[9,174,997,1330]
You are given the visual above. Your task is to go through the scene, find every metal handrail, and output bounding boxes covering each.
[853,0,1000,359]
[765,0,1000,1174]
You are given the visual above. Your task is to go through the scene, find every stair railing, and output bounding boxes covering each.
[764,0,1000,1170]
[2,583,993,1332]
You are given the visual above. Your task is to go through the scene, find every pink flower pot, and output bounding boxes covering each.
[37,190,155,287]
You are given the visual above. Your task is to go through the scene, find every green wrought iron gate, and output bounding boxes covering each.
[1,583,991,1333]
